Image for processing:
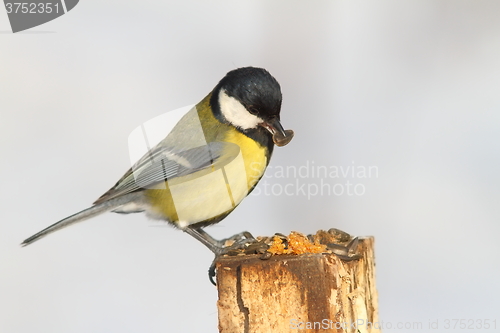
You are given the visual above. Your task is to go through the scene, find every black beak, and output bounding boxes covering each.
[260,117,294,147]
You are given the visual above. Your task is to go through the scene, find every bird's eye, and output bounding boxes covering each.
[248,106,259,115]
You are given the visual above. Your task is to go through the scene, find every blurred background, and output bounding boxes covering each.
[1,1,499,332]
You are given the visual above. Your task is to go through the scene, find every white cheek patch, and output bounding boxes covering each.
[218,89,263,130]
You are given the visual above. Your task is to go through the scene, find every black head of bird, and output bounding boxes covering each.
[211,67,294,147]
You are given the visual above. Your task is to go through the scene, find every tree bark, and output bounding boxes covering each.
[216,237,380,333]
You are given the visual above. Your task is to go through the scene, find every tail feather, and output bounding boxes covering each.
[21,198,130,246]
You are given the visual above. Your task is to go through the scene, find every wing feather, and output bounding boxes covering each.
[94,142,239,204]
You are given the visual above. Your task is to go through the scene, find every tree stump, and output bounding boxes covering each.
[216,237,379,333]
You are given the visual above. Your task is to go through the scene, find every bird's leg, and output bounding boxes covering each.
[183,226,222,254]
[184,226,257,255]
[184,226,260,285]
[183,227,221,285]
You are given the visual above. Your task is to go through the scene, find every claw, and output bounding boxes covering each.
[189,230,271,285]
[219,231,254,248]
[208,260,217,286]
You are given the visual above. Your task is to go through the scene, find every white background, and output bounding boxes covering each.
[1,1,499,332]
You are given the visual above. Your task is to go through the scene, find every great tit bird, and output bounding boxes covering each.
[22,67,294,255]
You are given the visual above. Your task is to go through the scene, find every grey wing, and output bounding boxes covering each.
[94,141,240,204]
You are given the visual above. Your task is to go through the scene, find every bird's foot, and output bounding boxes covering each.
[214,231,256,254]
[183,227,270,285]
[207,231,274,285]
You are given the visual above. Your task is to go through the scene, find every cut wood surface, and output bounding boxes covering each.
[216,237,379,333]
